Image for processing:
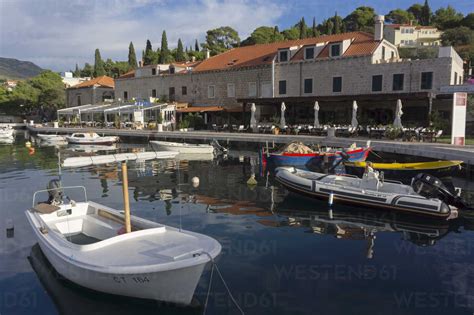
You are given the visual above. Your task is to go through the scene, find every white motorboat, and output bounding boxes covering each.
[0,126,14,138]
[275,166,457,218]
[66,133,119,145]
[37,134,67,142]
[150,140,214,154]
[26,186,221,305]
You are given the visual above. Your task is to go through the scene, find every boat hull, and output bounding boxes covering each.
[35,236,206,304]
[150,141,214,154]
[266,148,370,167]
[66,139,118,145]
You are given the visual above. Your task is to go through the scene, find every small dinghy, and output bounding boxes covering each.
[66,132,119,145]
[150,140,215,154]
[275,166,462,218]
[344,160,463,179]
[26,184,221,305]
[0,126,14,138]
[37,134,67,142]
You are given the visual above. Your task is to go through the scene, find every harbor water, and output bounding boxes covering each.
[1,133,474,315]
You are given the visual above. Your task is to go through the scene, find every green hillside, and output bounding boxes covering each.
[0,57,43,79]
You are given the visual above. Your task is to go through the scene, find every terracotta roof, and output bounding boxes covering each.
[118,70,135,79]
[70,75,115,89]
[171,61,201,68]
[385,24,438,30]
[177,106,224,113]
[193,32,374,72]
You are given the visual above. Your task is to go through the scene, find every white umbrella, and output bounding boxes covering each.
[313,101,320,128]
[351,101,358,128]
[280,102,286,129]
[250,103,257,132]
[393,99,403,129]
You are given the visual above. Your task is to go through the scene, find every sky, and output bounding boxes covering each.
[0,0,472,71]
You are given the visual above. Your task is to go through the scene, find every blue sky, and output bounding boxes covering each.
[0,0,472,71]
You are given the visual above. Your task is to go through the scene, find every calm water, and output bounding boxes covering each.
[1,133,474,315]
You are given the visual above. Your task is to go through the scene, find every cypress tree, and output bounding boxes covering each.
[128,41,138,69]
[299,17,307,39]
[176,38,185,62]
[195,39,200,52]
[93,48,105,77]
[421,0,432,26]
[143,39,154,65]
[159,30,172,64]
[312,17,320,37]
[334,12,341,34]
[74,63,81,77]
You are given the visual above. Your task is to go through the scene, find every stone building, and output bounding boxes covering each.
[115,16,464,126]
[66,76,115,107]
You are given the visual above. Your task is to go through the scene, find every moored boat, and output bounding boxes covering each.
[26,186,221,305]
[150,140,215,154]
[0,126,14,138]
[66,133,119,145]
[37,134,67,142]
[262,142,371,167]
[344,160,463,179]
[275,166,459,218]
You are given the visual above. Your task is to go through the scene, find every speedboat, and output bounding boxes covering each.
[37,134,67,142]
[262,141,371,167]
[66,133,119,145]
[26,185,221,305]
[150,140,215,154]
[344,160,463,179]
[275,166,463,218]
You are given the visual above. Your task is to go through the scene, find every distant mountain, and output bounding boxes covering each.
[0,57,43,79]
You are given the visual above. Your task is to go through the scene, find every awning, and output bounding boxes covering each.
[177,106,224,113]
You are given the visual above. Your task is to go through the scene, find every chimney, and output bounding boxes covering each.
[191,56,196,62]
[374,15,384,41]
[204,48,210,59]
[138,60,143,67]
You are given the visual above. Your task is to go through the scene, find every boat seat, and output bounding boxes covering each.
[32,203,60,214]
[360,171,381,191]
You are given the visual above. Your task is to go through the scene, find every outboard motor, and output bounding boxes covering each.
[47,179,63,206]
[211,140,228,155]
[412,173,469,210]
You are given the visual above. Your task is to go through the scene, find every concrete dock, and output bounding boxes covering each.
[27,125,474,166]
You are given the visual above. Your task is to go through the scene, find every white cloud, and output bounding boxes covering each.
[0,0,283,71]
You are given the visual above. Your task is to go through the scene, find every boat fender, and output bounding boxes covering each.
[192,177,200,188]
[328,193,334,206]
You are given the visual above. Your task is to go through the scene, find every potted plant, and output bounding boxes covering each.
[157,113,163,132]
[178,120,189,132]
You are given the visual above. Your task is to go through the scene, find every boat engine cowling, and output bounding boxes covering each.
[47,179,63,205]
[411,173,468,210]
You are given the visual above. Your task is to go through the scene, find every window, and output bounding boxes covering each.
[182,86,187,95]
[381,46,385,60]
[372,75,383,92]
[421,72,433,90]
[332,77,342,92]
[454,72,458,85]
[279,50,288,62]
[392,74,404,91]
[77,95,81,106]
[169,67,175,74]
[169,87,175,101]
[248,82,257,97]
[123,91,128,100]
[305,47,315,60]
[208,85,215,98]
[151,89,157,97]
[330,44,341,57]
[152,68,157,75]
[278,80,287,95]
[304,78,313,94]
[391,51,395,59]
[227,83,235,98]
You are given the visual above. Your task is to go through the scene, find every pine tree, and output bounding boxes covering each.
[421,0,432,26]
[334,12,341,34]
[93,48,105,77]
[128,42,138,69]
[195,39,200,52]
[159,30,172,64]
[299,17,307,39]
[175,38,186,62]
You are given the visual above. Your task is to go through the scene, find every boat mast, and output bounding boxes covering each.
[121,161,132,233]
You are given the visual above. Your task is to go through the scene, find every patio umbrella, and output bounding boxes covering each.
[280,102,286,129]
[351,101,358,128]
[250,103,257,132]
[313,101,320,128]
[393,99,403,129]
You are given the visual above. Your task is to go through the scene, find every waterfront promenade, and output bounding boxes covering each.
[27,125,474,166]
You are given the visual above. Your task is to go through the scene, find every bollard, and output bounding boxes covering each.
[328,192,334,207]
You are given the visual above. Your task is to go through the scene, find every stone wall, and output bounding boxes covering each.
[66,87,114,107]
